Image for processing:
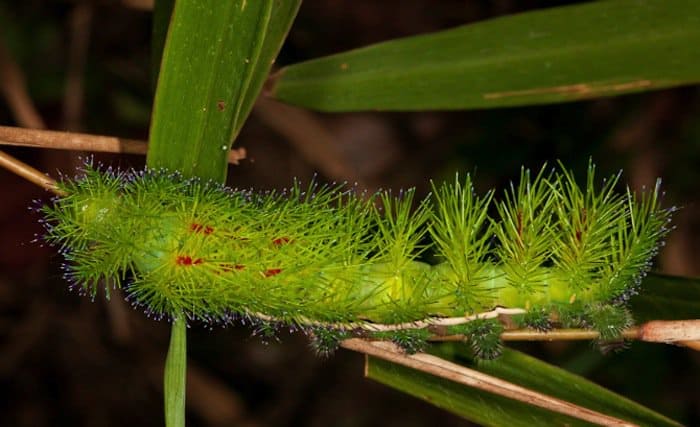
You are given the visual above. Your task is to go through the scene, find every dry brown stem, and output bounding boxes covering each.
[340,338,636,427]
[0,125,146,155]
[0,150,62,195]
[429,320,700,351]
[637,320,700,343]
[0,126,246,164]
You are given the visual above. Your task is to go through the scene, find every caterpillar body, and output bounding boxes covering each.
[40,162,673,357]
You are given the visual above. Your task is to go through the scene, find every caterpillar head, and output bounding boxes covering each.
[42,166,124,251]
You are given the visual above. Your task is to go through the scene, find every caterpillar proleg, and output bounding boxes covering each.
[38,161,673,357]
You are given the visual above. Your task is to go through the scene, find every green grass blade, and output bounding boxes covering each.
[631,273,700,322]
[164,317,187,427]
[236,1,301,142]
[270,0,700,112]
[147,0,300,181]
[367,345,681,427]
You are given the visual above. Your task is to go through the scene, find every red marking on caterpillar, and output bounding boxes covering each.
[264,268,282,277]
[220,263,245,272]
[176,255,203,266]
[190,223,214,234]
[516,210,523,239]
[272,237,291,246]
[576,208,588,242]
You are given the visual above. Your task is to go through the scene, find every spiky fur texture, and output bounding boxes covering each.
[39,161,673,356]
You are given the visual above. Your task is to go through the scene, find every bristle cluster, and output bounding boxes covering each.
[39,161,673,357]
[427,162,673,328]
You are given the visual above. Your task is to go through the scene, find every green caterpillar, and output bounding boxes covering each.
[39,161,673,357]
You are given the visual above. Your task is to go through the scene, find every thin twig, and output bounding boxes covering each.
[0,150,62,195]
[0,125,146,154]
[340,338,636,427]
[637,320,700,342]
[257,308,700,351]
[430,329,635,342]
[429,320,700,350]
[0,126,246,164]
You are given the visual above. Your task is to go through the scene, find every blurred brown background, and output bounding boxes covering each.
[1,1,699,426]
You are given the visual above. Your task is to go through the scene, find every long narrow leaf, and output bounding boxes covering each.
[148,0,300,181]
[270,0,700,112]
[366,344,680,427]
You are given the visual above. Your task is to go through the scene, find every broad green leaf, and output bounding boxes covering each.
[367,345,681,427]
[632,273,700,322]
[148,0,300,182]
[270,0,700,112]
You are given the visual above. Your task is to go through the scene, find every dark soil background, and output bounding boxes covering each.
[0,1,699,426]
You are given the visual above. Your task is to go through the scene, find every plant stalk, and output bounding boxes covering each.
[164,316,187,427]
